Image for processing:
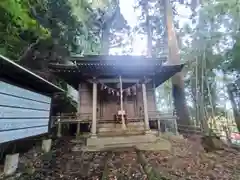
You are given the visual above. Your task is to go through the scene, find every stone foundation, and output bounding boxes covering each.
[82,133,156,151]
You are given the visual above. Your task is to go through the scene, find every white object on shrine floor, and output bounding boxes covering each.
[118,110,126,115]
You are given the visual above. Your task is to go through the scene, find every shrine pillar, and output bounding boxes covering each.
[91,81,97,137]
[142,83,150,131]
[119,76,126,130]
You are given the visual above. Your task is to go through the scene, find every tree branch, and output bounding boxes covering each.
[18,38,40,62]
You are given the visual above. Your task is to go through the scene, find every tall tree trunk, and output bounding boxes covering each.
[165,0,191,126]
[200,51,209,133]
[227,84,240,132]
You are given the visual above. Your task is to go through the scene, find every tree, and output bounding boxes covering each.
[177,0,240,133]
[165,0,191,127]
[227,80,240,131]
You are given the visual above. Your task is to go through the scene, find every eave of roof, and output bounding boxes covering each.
[67,55,167,63]
[49,61,185,89]
[0,54,65,95]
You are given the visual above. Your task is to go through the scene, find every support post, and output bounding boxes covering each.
[57,115,61,137]
[76,122,80,137]
[76,83,81,137]
[91,81,97,137]
[174,119,179,135]
[119,76,126,129]
[157,119,161,136]
[78,83,81,113]
[142,83,150,132]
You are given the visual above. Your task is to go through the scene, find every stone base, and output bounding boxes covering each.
[75,135,172,152]
[42,139,52,153]
[85,134,157,151]
[4,153,19,176]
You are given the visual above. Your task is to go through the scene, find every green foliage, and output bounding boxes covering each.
[175,0,240,129]
[0,0,49,37]
[0,0,50,59]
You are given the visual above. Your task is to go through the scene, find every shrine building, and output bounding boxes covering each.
[49,55,184,149]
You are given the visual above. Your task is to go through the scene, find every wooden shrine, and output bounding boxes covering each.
[49,55,184,139]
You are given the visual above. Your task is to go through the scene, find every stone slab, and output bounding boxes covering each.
[76,137,171,152]
[87,134,157,148]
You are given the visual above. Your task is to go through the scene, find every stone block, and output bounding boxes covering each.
[42,139,52,153]
[4,153,19,176]
[86,134,157,150]
[201,135,225,152]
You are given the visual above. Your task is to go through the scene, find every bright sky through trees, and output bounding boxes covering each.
[111,0,192,55]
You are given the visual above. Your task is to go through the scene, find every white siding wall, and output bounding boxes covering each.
[0,81,51,143]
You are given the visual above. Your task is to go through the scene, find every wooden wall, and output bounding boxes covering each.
[99,92,118,120]
[78,81,157,120]
[78,82,92,114]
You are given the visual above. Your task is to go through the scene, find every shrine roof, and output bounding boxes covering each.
[67,55,167,64]
[48,55,184,89]
[49,55,166,75]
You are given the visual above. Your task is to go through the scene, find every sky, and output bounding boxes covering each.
[110,0,192,55]
[110,0,146,55]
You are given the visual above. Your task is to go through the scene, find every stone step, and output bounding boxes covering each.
[98,127,145,133]
[87,134,157,149]
[97,122,145,133]
[82,137,171,152]
[98,130,145,137]
[98,122,144,127]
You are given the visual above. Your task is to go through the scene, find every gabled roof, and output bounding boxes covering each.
[0,55,64,95]
[48,55,184,89]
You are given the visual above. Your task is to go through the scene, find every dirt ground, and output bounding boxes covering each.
[2,135,240,180]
